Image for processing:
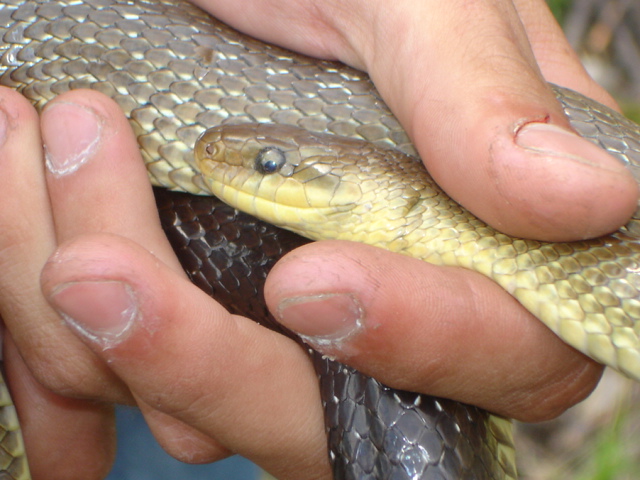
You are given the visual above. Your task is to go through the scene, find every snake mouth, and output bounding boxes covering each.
[197,158,355,232]
[207,179,351,237]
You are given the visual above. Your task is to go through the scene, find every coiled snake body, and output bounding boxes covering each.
[1,0,640,478]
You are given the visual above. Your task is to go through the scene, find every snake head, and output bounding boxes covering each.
[195,123,374,239]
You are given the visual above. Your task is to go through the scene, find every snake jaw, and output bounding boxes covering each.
[202,178,353,239]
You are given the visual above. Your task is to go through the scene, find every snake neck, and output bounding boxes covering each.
[256,170,640,381]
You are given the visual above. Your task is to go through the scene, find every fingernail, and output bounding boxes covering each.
[42,102,102,176]
[276,293,363,350]
[516,122,618,169]
[50,281,138,348]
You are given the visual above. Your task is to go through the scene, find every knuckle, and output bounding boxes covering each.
[26,343,121,400]
[154,431,227,465]
[142,409,227,464]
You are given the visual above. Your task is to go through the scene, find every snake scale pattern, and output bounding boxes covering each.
[1,0,640,478]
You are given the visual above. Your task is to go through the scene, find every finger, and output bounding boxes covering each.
[5,335,116,480]
[41,234,331,480]
[194,0,638,241]
[0,88,60,374]
[0,88,121,397]
[265,241,604,422]
[361,0,636,242]
[137,403,232,464]
[39,90,228,460]
[41,90,180,269]
[0,88,118,477]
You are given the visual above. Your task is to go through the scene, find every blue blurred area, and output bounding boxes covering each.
[106,407,261,480]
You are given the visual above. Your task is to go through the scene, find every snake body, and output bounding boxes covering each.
[154,188,516,480]
[1,0,640,478]
[196,118,640,380]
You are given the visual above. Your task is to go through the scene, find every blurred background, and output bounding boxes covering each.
[549,0,640,111]
[517,1,640,479]
[106,1,640,479]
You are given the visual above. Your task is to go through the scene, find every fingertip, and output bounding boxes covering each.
[41,89,182,272]
[483,121,638,241]
[0,86,39,120]
[353,0,637,242]
[42,233,329,476]
[414,81,638,241]
[0,87,44,174]
[41,100,103,177]
[265,242,371,356]
[41,89,142,184]
[266,241,604,419]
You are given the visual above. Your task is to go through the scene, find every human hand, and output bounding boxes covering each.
[191,0,612,417]
[1,83,599,479]
[0,1,624,478]
[0,88,330,480]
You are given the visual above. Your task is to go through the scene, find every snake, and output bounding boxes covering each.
[1,0,640,478]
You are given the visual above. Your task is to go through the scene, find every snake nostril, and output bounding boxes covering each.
[205,142,216,156]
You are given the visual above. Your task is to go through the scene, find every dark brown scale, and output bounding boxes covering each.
[154,186,308,337]
[154,187,511,479]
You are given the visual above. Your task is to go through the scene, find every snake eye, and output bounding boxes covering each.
[255,147,286,174]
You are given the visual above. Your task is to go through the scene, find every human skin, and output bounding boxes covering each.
[0,0,630,478]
